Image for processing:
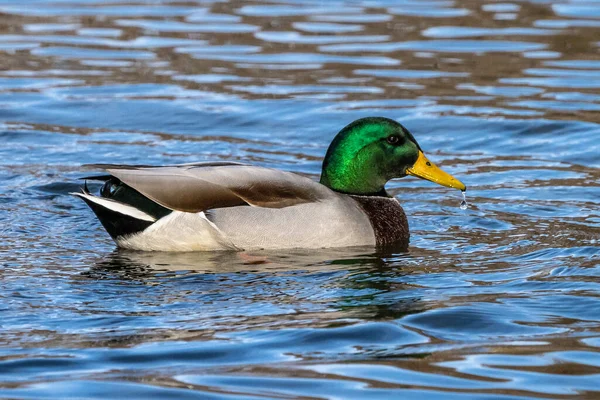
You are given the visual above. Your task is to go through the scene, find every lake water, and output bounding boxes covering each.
[1,0,599,398]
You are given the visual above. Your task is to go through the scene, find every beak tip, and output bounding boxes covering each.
[454,182,466,192]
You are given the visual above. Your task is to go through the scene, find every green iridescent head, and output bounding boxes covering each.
[320,117,466,195]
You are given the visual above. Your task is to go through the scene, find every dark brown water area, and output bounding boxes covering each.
[0,0,599,398]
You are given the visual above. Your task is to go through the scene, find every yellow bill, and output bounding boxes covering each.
[406,151,466,191]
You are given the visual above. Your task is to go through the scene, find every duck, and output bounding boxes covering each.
[73,117,466,252]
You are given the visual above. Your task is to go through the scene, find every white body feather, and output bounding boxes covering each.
[116,211,240,251]
[114,195,375,251]
[207,194,376,250]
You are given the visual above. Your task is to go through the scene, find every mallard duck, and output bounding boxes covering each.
[73,117,465,251]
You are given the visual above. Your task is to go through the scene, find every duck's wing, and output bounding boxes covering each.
[89,163,334,212]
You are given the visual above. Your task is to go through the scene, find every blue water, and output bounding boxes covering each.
[1,0,599,398]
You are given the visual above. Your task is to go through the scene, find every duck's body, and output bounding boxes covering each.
[75,163,409,251]
[74,117,464,252]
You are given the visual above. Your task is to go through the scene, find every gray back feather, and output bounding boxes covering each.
[101,163,335,212]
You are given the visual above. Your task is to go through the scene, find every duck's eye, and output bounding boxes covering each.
[387,135,402,145]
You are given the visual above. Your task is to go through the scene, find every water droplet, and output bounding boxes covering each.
[460,191,468,210]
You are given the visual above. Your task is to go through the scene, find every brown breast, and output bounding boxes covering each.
[349,195,409,250]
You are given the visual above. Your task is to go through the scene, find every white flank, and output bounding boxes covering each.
[115,211,241,252]
[71,192,156,222]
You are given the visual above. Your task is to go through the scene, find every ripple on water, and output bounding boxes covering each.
[31,46,156,59]
[321,39,547,53]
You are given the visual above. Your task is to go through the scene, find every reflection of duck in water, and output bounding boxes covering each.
[73,117,465,251]
[87,246,380,275]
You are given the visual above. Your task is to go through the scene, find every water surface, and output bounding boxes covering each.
[1,0,599,398]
